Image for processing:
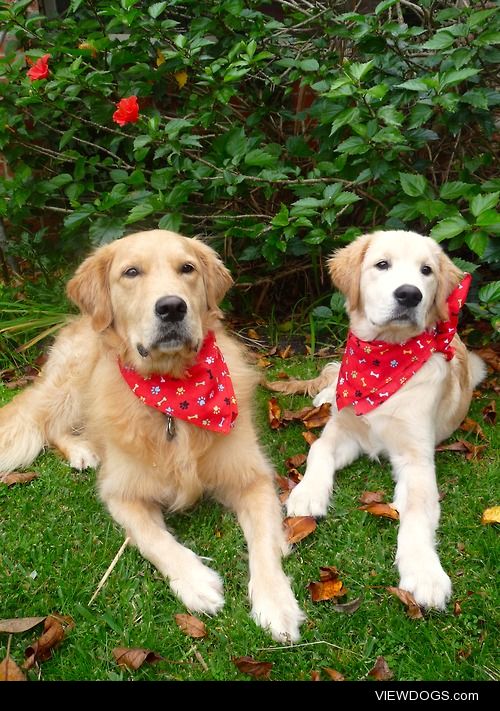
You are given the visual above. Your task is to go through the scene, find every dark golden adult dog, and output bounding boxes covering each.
[0,229,304,642]
[269,230,485,610]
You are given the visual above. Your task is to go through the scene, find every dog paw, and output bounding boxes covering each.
[250,576,305,643]
[67,441,100,470]
[286,481,329,518]
[170,560,224,615]
[398,556,451,610]
[312,386,335,407]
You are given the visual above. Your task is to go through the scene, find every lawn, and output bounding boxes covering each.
[0,356,498,682]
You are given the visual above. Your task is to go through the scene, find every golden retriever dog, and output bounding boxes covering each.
[0,229,304,642]
[269,230,485,610]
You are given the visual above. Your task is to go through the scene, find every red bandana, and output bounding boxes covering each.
[336,274,471,416]
[119,332,238,434]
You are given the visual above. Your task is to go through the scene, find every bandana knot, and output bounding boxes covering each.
[119,332,238,433]
[336,274,471,415]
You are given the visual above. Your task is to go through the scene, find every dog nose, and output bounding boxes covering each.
[155,296,187,322]
[394,284,423,308]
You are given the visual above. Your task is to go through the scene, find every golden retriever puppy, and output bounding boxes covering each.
[0,229,304,642]
[268,230,485,610]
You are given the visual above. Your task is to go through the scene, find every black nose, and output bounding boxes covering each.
[155,296,187,322]
[394,284,423,308]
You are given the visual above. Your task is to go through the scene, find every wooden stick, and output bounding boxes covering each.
[88,537,131,606]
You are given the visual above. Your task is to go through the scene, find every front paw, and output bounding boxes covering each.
[67,441,100,470]
[286,480,329,518]
[398,553,451,610]
[170,558,224,615]
[250,575,305,643]
[312,386,335,407]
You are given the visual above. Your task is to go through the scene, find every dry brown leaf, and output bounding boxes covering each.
[278,345,294,359]
[359,490,385,505]
[0,617,46,634]
[453,601,462,616]
[387,587,423,619]
[282,406,314,423]
[358,502,399,520]
[482,400,496,425]
[368,655,394,681]
[275,475,298,492]
[481,506,500,525]
[0,471,39,487]
[310,670,321,681]
[332,597,362,615]
[174,614,207,639]
[302,403,331,430]
[324,668,345,681]
[285,453,307,469]
[283,516,317,544]
[319,565,340,581]
[474,347,499,372]
[232,656,272,679]
[302,431,317,446]
[275,371,290,380]
[436,439,486,460]
[24,614,74,669]
[113,647,162,670]
[4,376,36,390]
[247,329,260,340]
[0,655,27,681]
[267,397,282,430]
[308,578,346,602]
[460,417,486,440]
[457,647,472,661]
[257,357,272,369]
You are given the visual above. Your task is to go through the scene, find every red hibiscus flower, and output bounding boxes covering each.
[112,96,140,126]
[27,54,51,81]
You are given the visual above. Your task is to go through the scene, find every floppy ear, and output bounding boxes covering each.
[192,239,233,316]
[434,250,463,322]
[327,233,373,311]
[66,244,114,331]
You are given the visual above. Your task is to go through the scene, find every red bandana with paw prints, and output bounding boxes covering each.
[119,331,238,433]
[336,274,471,416]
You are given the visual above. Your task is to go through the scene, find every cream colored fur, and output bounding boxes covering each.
[0,229,304,642]
[268,230,485,610]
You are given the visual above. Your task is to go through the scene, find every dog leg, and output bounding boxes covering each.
[53,433,100,470]
[286,416,361,518]
[105,497,224,614]
[389,448,451,609]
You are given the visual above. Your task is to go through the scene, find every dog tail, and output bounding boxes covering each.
[0,387,47,474]
[266,361,341,397]
[468,351,487,389]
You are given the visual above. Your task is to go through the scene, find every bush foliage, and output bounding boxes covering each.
[0,0,498,324]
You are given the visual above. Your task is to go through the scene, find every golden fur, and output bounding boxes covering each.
[268,230,485,609]
[0,229,304,642]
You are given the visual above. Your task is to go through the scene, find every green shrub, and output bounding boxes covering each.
[0,0,498,328]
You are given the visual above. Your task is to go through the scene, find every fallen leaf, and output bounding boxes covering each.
[278,345,294,359]
[310,670,321,681]
[482,400,496,425]
[285,453,307,469]
[282,406,314,423]
[174,614,207,639]
[460,417,485,440]
[275,475,297,492]
[324,667,345,681]
[481,506,500,525]
[5,376,36,389]
[0,471,39,487]
[454,601,462,616]
[308,578,346,602]
[332,596,362,615]
[0,655,26,681]
[358,502,399,520]
[24,614,74,669]
[275,371,290,380]
[247,329,260,340]
[302,431,317,446]
[474,347,499,372]
[257,357,272,368]
[232,656,272,679]
[359,490,385,505]
[267,397,282,430]
[368,655,394,681]
[387,587,423,619]
[283,516,317,544]
[0,617,46,634]
[319,565,340,581]
[302,403,331,429]
[113,647,162,670]
[436,439,486,460]
[457,647,472,661]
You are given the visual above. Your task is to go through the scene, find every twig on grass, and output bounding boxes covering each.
[257,640,364,658]
[88,536,131,605]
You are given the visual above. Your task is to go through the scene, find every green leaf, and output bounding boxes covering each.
[299,59,319,72]
[49,174,73,189]
[469,192,499,217]
[225,127,247,158]
[271,204,289,227]
[148,1,167,18]
[335,136,369,154]
[329,107,360,136]
[461,89,489,110]
[399,173,428,197]
[89,216,125,245]
[439,68,480,90]
[323,184,343,202]
[407,104,433,129]
[244,149,276,168]
[133,135,152,150]
[440,182,474,200]
[374,0,398,16]
[125,203,155,224]
[377,105,404,127]
[396,79,430,92]
[110,169,129,183]
[150,168,174,191]
[312,306,333,319]
[422,32,455,50]
[465,231,488,257]
[158,213,182,232]
[475,210,500,231]
[347,60,374,83]
[478,281,500,304]
[333,191,361,207]
[63,205,95,230]
[430,215,468,242]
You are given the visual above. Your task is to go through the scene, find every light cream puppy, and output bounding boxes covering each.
[0,229,305,643]
[269,230,485,610]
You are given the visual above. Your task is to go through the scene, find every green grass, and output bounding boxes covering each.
[0,358,498,682]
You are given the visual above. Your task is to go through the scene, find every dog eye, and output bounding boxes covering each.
[421,265,433,276]
[181,263,195,274]
[123,267,140,278]
[375,260,390,270]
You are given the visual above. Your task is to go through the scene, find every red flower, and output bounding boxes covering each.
[112,96,140,126]
[27,54,51,81]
